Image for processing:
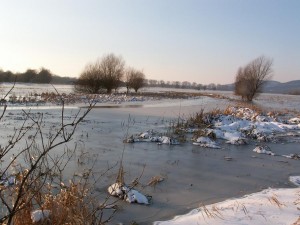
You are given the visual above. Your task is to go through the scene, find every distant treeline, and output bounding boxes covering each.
[143,79,232,91]
[0,68,77,84]
[0,68,232,90]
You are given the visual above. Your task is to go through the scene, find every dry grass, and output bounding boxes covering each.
[234,201,248,215]
[294,191,300,206]
[185,109,206,128]
[199,203,224,220]
[1,167,111,225]
[292,217,300,225]
[147,175,165,187]
[42,182,91,224]
[268,194,286,208]
[10,180,108,225]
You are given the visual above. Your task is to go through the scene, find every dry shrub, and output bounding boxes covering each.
[42,182,91,225]
[12,201,33,225]
[192,129,216,141]
[185,107,227,128]
[186,109,206,128]
[11,180,106,225]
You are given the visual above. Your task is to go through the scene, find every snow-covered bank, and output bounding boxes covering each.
[154,177,300,225]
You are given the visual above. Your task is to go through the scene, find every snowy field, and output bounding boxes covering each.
[0,83,300,224]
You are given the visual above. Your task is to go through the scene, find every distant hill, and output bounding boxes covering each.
[218,80,300,94]
[263,80,300,94]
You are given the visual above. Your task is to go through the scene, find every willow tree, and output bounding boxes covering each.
[74,63,103,94]
[125,68,145,93]
[234,56,273,101]
[100,54,125,93]
[75,53,125,94]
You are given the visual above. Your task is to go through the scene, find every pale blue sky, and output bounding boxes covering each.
[0,0,299,84]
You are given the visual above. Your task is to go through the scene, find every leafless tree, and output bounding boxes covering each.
[75,53,125,94]
[100,54,125,93]
[124,68,145,93]
[74,63,103,94]
[234,56,273,101]
[0,85,117,224]
[148,79,158,87]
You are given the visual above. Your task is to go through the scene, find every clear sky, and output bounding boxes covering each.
[0,0,299,84]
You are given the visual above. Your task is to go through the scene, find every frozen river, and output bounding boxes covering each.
[1,84,300,224]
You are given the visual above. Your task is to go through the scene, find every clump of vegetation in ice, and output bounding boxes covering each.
[253,145,275,156]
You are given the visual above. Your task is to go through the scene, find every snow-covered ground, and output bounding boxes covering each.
[154,177,300,225]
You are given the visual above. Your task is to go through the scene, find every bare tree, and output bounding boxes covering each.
[75,53,125,94]
[124,68,132,94]
[234,56,273,101]
[148,79,158,87]
[74,63,103,94]
[0,85,117,224]
[125,68,145,93]
[99,54,125,94]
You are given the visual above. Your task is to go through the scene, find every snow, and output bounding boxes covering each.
[205,107,300,145]
[161,136,171,144]
[140,131,151,139]
[107,183,124,197]
[125,189,149,204]
[192,137,220,149]
[282,153,300,160]
[289,176,300,186]
[289,117,300,124]
[124,132,180,145]
[154,186,300,225]
[223,131,247,145]
[31,210,51,223]
[253,146,275,156]
[108,183,149,205]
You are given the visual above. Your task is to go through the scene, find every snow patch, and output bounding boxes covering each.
[192,137,220,149]
[154,187,300,225]
[31,210,51,223]
[108,183,149,204]
[289,176,300,186]
[253,146,275,156]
